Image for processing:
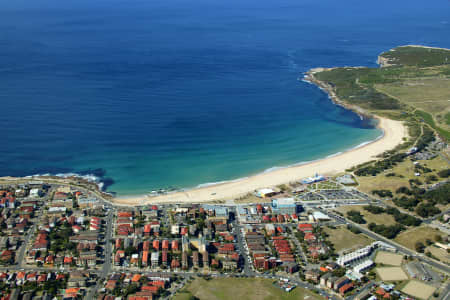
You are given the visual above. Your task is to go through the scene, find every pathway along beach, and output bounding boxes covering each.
[113,116,408,205]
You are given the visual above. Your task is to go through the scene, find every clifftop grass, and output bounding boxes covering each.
[379,46,450,67]
[313,45,450,141]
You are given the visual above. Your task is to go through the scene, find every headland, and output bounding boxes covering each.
[115,45,450,205]
[114,44,450,205]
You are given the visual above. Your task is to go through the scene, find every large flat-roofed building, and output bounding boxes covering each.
[271,198,297,215]
[214,207,228,218]
[78,197,100,208]
[312,211,331,222]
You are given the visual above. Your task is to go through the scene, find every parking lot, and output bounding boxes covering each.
[318,189,360,200]
[299,192,324,201]
[406,262,442,284]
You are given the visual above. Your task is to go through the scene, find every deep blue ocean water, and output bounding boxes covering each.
[0,0,449,195]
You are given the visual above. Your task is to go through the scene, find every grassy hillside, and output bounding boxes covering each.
[379,46,450,67]
[313,45,450,141]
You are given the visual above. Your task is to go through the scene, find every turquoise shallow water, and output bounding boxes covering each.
[0,0,449,195]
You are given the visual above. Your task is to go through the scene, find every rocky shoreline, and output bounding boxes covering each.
[303,67,371,120]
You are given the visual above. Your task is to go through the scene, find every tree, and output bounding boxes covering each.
[332,268,346,277]
[393,196,418,210]
[125,246,137,257]
[416,203,441,218]
[124,284,140,297]
[396,186,412,195]
[437,169,450,178]
[423,183,450,205]
[195,218,205,231]
[364,205,385,214]
[425,175,438,184]
[415,242,425,253]
[347,225,361,234]
[296,231,305,242]
[368,223,404,239]
[371,190,393,198]
[347,210,366,224]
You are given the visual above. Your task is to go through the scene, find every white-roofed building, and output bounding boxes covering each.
[337,245,373,266]
[353,259,374,274]
[312,211,331,222]
[256,188,277,198]
[151,251,159,268]
[29,188,43,198]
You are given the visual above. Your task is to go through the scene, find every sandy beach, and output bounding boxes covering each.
[113,116,408,205]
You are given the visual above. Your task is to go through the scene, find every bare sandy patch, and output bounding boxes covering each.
[376,267,408,281]
[401,280,436,299]
[375,251,403,266]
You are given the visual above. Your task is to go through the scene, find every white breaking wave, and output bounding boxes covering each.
[196,177,250,189]
[326,152,343,159]
[263,166,283,173]
[25,172,105,191]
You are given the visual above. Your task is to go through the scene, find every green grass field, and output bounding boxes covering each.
[324,225,373,253]
[311,181,341,190]
[173,277,325,300]
[414,110,450,141]
[426,245,450,264]
[335,205,397,226]
[394,226,444,250]
[356,155,449,199]
[379,46,450,67]
[314,45,450,142]
[375,78,450,130]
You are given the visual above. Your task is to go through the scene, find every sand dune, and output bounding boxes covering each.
[113,117,407,205]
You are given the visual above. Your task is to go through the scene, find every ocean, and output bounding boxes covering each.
[0,0,449,195]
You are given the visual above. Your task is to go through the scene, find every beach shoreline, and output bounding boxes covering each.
[112,66,408,205]
[113,117,407,206]
[0,67,408,206]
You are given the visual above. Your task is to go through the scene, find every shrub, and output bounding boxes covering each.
[364,205,385,214]
[371,190,393,198]
[368,223,404,238]
[437,169,450,178]
[423,183,450,205]
[347,210,366,224]
[416,203,441,218]
[393,196,419,209]
[415,241,425,253]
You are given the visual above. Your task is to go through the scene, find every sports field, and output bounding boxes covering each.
[376,267,408,281]
[173,277,325,300]
[426,245,450,264]
[374,251,403,266]
[401,280,436,300]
